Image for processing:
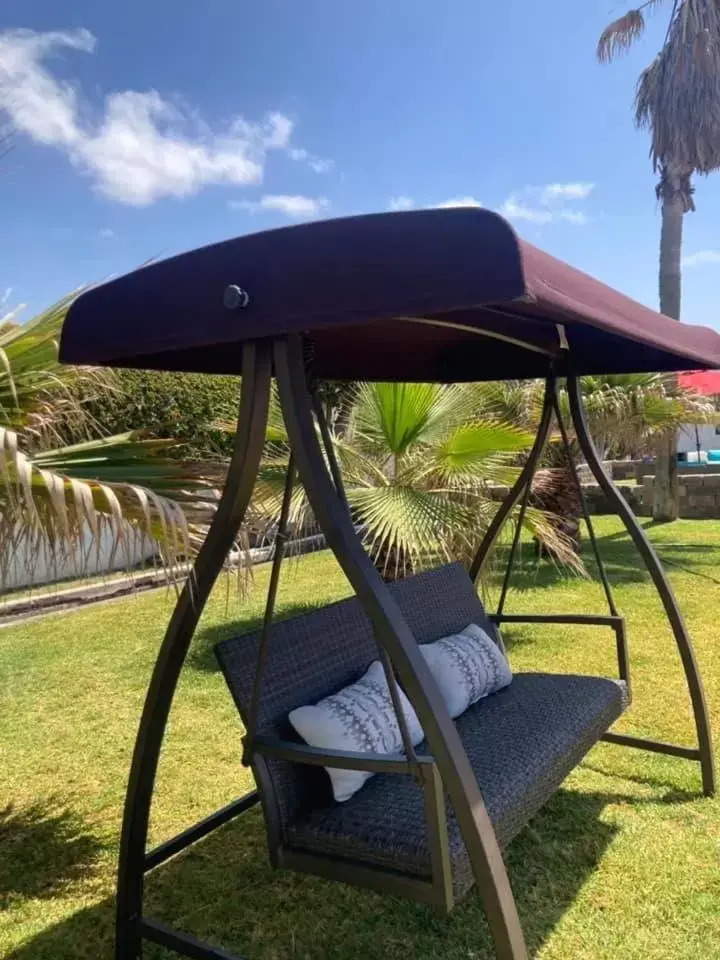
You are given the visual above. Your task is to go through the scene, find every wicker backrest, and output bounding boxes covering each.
[215,561,493,829]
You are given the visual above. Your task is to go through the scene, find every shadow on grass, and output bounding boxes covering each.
[8,789,621,960]
[493,531,720,596]
[0,800,104,909]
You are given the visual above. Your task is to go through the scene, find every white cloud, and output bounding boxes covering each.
[261,112,293,149]
[436,196,483,209]
[387,195,482,211]
[500,196,553,224]
[500,182,594,226]
[309,157,333,174]
[682,250,720,268]
[230,194,328,218]
[558,209,589,225]
[289,145,333,174]
[98,227,116,239]
[539,182,595,203]
[0,28,296,205]
[388,196,415,211]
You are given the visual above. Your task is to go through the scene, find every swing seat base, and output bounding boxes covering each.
[216,562,629,911]
[284,672,628,904]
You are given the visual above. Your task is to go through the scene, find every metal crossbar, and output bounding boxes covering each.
[244,454,295,760]
[144,792,259,872]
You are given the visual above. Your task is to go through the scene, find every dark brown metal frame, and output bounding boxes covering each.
[114,342,714,960]
[566,375,715,796]
[275,335,528,958]
[472,373,715,797]
[115,341,272,960]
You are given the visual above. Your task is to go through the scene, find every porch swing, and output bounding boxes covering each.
[60,208,720,960]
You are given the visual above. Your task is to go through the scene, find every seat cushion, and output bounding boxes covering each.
[288,660,424,802]
[419,622,512,718]
[285,672,628,900]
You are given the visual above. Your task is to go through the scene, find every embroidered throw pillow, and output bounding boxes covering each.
[288,660,424,803]
[419,622,512,719]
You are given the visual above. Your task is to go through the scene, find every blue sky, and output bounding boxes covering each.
[2,0,720,329]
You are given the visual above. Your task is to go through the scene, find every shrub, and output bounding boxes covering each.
[80,369,241,459]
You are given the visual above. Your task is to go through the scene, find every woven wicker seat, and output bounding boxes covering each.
[216,563,628,906]
[285,672,627,899]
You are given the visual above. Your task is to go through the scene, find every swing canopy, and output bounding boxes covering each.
[60,207,720,378]
[60,210,720,960]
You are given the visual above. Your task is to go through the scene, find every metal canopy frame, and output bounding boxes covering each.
[114,336,715,960]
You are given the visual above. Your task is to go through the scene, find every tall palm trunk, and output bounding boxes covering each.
[653,173,687,521]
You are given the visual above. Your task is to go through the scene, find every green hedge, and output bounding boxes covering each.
[80,369,241,459]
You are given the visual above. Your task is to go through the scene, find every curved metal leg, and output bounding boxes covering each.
[275,335,528,960]
[115,341,272,959]
[567,375,716,797]
[470,375,555,584]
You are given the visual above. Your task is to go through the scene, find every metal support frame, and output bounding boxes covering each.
[490,613,630,691]
[112,340,715,960]
[115,341,272,960]
[470,374,555,583]
[566,375,716,796]
[243,454,295,762]
[275,334,528,960]
[550,391,618,619]
[471,371,715,797]
[144,792,259,872]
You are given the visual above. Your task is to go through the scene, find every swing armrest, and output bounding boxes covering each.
[252,735,434,775]
[490,613,624,628]
[490,613,630,689]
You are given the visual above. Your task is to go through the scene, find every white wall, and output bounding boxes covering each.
[677,423,720,455]
[4,524,157,591]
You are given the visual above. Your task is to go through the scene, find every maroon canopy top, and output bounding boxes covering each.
[59,209,720,381]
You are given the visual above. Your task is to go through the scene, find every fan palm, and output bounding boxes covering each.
[253,381,582,581]
[573,372,715,459]
[480,375,715,556]
[598,0,720,518]
[1,297,223,590]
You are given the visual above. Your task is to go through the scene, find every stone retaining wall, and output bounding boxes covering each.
[583,474,720,518]
[489,472,720,519]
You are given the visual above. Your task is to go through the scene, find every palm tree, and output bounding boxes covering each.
[477,375,714,556]
[253,381,582,580]
[574,372,715,459]
[540,374,715,546]
[598,0,720,519]
[1,296,224,590]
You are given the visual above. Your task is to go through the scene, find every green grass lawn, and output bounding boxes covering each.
[3,517,720,960]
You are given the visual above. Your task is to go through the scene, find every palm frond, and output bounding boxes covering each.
[350,382,446,455]
[0,292,109,439]
[566,373,715,457]
[348,485,470,577]
[432,420,534,483]
[0,426,222,588]
[469,380,543,429]
[598,9,648,62]
[634,0,720,177]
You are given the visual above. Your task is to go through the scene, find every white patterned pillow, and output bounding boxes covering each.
[288,660,424,802]
[419,622,512,719]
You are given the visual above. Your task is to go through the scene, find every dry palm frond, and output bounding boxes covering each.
[598,9,649,62]
[0,292,253,593]
[0,291,109,439]
[634,0,720,179]
[0,426,226,590]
